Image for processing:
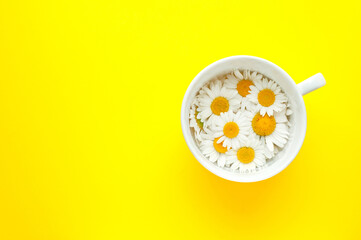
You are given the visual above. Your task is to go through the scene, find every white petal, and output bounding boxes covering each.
[217,156,226,167]
[234,69,243,79]
[266,137,274,152]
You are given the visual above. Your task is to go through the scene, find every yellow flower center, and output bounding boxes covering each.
[237,80,254,97]
[258,89,275,107]
[213,137,227,153]
[210,97,229,115]
[237,147,255,164]
[194,110,203,129]
[223,122,239,139]
[252,113,276,136]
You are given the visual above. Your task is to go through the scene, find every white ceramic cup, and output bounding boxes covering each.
[181,56,326,182]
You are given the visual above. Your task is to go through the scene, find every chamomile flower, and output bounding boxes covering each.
[199,128,229,167]
[247,77,287,116]
[189,100,204,141]
[196,80,241,126]
[250,109,287,159]
[225,137,266,173]
[250,109,289,152]
[213,111,250,150]
[224,69,263,111]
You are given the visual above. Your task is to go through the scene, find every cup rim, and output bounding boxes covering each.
[181,55,307,182]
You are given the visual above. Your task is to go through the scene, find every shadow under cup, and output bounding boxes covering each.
[181,56,307,182]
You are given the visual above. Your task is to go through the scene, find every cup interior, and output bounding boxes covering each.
[181,56,307,182]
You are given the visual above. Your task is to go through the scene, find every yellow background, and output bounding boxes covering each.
[0,0,360,239]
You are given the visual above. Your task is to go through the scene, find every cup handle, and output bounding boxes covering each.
[297,73,326,96]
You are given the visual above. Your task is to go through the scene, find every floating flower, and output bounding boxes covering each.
[196,80,241,126]
[212,111,250,150]
[247,77,287,116]
[224,70,263,111]
[250,109,289,152]
[199,128,229,167]
[226,137,266,173]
